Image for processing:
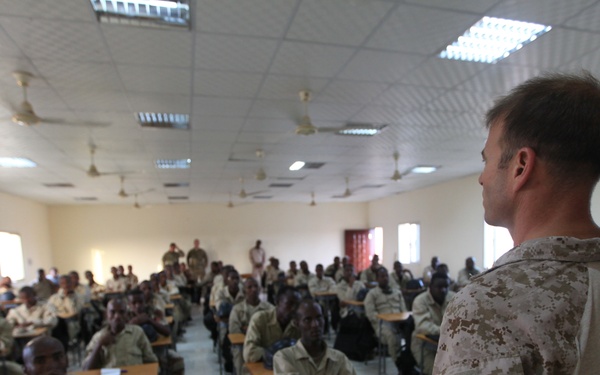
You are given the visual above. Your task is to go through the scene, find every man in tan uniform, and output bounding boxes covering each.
[229,278,273,375]
[273,299,356,375]
[187,239,208,282]
[249,240,266,283]
[411,272,453,374]
[83,298,157,370]
[162,242,185,267]
[435,73,600,374]
[23,336,67,375]
[243,286,301,363]
[364,268,407,371]
[0,315,25,374]
[335,264,366,318]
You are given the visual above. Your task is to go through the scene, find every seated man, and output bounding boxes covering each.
[84,271,104,299]
[360,255,382,285]
[455,257,481,290]
[422,257,440,286]
[334,256,349,283]
[105,267,127,293]
[215,269,244,373]
[229,278,274,375]
[336,264,366,318]
[69,271,90,304]
[389,261,412,292]
[286,261,298,285]
[307,264,336,332]
[6,287,57,334]
[0,315,25,375]
[243,286,301,363]
[83,298,157,369]
[411,272,453,375]
[47,275,83,350]
[364,268,408,372]
[274,298,356,375]
[127,290,184,375]
[31,269,55,302]
[22,336,67,375]
[324,256,341,279]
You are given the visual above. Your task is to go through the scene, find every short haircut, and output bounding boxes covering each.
[276,285,299,303]
[295,297,320,319]
[430,272,450,286]
[486,72,600,182]
[19,286,35,297]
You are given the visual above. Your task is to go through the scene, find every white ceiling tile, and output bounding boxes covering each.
[457,64,542,94]
[373,84,446,109]
[351,105,409,125]
[258,75,329,100]
[318,80,389,105]
[559,49,600,73]
[242,118,297,133]
[196,0,297,38]
[194,34,278,73]
[308,102,363,122]
[56,89,130,111]
[488,0,598,25]
[192,97,253,117]
[287,0,393,46]
[194,116,245,132]
[0,0,93,21]
[248,99,300,119]
[564,2,600,33]
[194,70,263,98]
[338,50,425,83]
[405,0,501,13]
[191,130,239,144]
[0,32,27,59]
[103,26,193,68]
[400,58,486,88]
[269,41,356,78]
[33,60,123,91]
[0,17,109,62]
[366,4,479,54]
[117,65,192,95]
[128,93,191,113]
[427,90,495,113]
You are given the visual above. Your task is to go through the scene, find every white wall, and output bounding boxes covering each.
[0,191,52,283]
[368,174,600,279]
[48,202,368,283]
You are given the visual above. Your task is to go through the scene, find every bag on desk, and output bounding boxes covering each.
[141,323,159,342]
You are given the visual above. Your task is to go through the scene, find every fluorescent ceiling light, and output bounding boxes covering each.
[439,16,551,64]
[410,166,438,174]
[137,112,189,129]
[289,161,305,171]
[90,0,190,29]
[0,157,37,168]
[155,159,191,169]
[336,124,387,137]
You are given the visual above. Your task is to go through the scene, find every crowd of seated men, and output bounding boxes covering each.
[198,254,481,375]
[0,261,192,375]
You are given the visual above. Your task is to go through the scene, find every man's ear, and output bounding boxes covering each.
[511,147,536,192]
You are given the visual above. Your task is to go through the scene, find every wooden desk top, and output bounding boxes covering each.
[58,312,78,320]
[13,326,47,339]
[415,333,439,347]
[240,273,253,280]
[245,362,273,375]
[342,299,364,306]
[164,303,175,309]
[377,312,412,322]
[151,335,172,347]
[313,291,337,297]
[228,333,245,345]
[70,362,159,375]
[166,316,174,324]
[169,294,182,301]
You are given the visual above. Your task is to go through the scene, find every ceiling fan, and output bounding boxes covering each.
[86,142,132,178]
[6,71,110,127]
[294,90,386,136]
[118,176,129,198]
[132,188,155,209]
[238,178,267,199]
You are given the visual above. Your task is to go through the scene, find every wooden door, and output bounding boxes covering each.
[344,229,375,272]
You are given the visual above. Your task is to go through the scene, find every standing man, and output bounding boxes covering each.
[249,240,266,283]
[187,239,208,282]
[434,73,600,374]
[162,242,185,268]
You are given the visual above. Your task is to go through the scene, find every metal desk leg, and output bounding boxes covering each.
[378,319,383,375]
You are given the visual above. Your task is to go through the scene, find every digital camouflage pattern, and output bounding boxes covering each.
[434,236,600,374]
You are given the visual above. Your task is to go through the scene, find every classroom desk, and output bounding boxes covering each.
[13,327,47,339]
[245,362,273,375]
[70,363,159,375]
[228,333,245,346]
[240,273,253,280]
[164,303,175,309]
[376,312,412,375]
[169,294,182,301]
[166,316,174,324]
[342,300,364,306]
[151,335,172,348]
[57,312,78,320]
[414,333,439,374]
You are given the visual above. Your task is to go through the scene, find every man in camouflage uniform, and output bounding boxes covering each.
[187,239,208,282]
[162,242,185,268]
[434,73,600,374]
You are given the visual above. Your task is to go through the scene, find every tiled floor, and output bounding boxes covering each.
[178,304,396,375]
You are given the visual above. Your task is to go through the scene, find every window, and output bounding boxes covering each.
[483,223,514,269]
[0,232,25,281]
[398,223,420,264]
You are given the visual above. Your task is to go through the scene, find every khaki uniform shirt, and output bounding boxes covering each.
[125,273,139,289]
[359,267,378,283]
[47,289,83,316]
[410,290,454,363]
[162,249,185,267]
[308,276,336,295]
[187,247,208,280]
[0,317,14,352]
[215,287,244,311]
[209,274,224,306]
[32,279,54,300]
[294,272,312,287]
[390,272,411,290]
[363,286,407,331]
[74,284,91,304]
[274,340,357,375]
[229,300,274,334]
[265,265,280,286]
[6,302,57,331]
[334,268,344,283]
[105,277,127,293]
[85,325,158,368]
[456,267,481,288]
[434,236,600,375]
[336,279,366,318]
[243,309,300,363]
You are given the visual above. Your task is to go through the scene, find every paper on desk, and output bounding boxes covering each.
[100,369,121,375]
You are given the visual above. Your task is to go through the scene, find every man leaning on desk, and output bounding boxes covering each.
[82,298,157,370]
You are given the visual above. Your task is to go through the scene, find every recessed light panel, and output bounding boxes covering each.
[0,157,37,168]
[410,166,438,174]
[439,16,551,64]
[336,124,387,137]
[137,112,189,129]
[155,159,191,169]
[289,161,305,171]
[90,0,191,29]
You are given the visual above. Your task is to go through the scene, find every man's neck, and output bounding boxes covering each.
[302,339,326,359]
[247,298,260,307]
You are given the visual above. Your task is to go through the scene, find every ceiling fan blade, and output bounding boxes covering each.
[44,118,111,127]
[246,190,269,197]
